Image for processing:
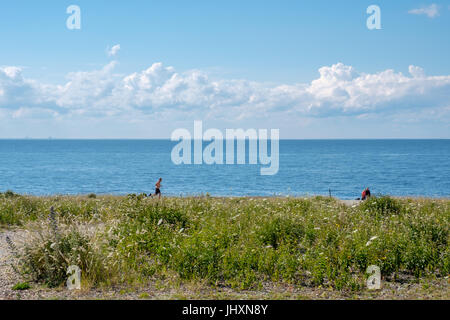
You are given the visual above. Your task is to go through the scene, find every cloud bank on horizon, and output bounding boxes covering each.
[1,60,449,127]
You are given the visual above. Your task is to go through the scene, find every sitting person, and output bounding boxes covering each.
[361,187,371,200]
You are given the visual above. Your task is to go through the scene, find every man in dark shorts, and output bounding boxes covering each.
[151,178,162,199]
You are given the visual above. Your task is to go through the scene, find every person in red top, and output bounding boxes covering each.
[361,187,371,200]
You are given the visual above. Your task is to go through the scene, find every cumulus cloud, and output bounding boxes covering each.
[408,4,440,18]
[0,62,450,122]
[107,44,121,57]
[0,66,55,110]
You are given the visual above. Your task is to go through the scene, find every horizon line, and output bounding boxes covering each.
[0,138,449,141]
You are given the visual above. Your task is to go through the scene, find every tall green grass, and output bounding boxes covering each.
[2,194,449,290]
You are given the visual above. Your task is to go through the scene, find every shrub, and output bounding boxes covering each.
[360,196,402,216]
[257,216,305,249]
[15,215,112,288]
[3,190,19,198]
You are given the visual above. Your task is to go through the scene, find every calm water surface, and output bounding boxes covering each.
[0,140,448,199]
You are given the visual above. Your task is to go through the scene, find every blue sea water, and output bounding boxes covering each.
[0,139,448,199]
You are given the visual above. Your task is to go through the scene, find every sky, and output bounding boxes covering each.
[0,0,449,139]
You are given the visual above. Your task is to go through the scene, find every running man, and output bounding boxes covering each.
[151,178,162,199]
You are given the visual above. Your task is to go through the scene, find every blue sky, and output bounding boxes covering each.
[0,0,449,138]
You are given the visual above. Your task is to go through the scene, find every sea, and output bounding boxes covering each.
[0,139,448,199]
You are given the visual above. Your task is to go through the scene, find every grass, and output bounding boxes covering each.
[12,282,31,291]
[1,193,449,294]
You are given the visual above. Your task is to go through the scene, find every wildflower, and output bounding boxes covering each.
[366,236,378,246]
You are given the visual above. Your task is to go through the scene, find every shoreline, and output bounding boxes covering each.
[2,191,449,201]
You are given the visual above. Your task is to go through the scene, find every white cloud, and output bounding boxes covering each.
[0,66,53,109]
[408,65,425,78]
[408,4,440,18]
[107,44,121,57]
[0,62,450,123]
[12,107,58,119]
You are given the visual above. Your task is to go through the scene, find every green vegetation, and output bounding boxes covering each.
[12,282,31,291]
[2,194,449,292]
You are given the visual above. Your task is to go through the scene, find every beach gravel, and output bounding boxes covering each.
[0,230,22,299]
